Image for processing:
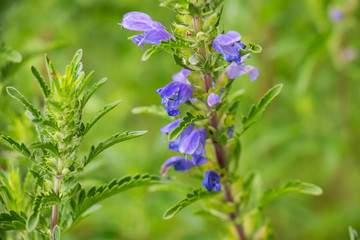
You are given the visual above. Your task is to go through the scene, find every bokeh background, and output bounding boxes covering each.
[1,0,359,239]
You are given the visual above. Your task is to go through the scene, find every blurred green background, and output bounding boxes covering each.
[0,0,359,239]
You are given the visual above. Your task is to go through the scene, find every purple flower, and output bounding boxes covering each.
[160,119,183,134]
[179,128,208,166]
[328,7,344,22]
[172,69,192,84]
[225,54,259,81]
[213,31,245,64]
[120,11,175,49]
[156,69,194,116]
[160,119,195,152]
[161,156,194,176]
[207,93,221,107]
[202,170,222,192]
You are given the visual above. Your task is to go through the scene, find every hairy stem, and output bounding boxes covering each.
[50,175,61,239]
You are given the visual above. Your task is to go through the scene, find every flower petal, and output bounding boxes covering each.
[121,12,154,31]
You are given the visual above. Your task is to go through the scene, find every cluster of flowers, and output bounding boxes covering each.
[120,12,258,192]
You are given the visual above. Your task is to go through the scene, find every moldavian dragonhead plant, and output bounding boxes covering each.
[121,1,323,239]
[0,49,160,239]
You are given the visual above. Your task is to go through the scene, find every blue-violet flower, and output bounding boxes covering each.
[213,31,245,64]
[120,11,175,49]
[156,69,194,116]
[161,156,194,176]
[225,54,259,81]
[207,93,221,107]
[160,119,195,152]
[202,170,222,192]
[179,128,208,166]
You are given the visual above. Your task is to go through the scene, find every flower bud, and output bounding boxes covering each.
[203,13,219,31]
[173,23,190,35]
[189,55,200,65]
[196,31,207,41]
[207,93,221,107]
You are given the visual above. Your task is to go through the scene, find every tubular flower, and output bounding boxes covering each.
[225,53,259,81]
[202,170,222,192]
[161,156,194,176]
[120,11,175,49]
[160,119,195,152]
[179,128,208,166]
[207,93,221,107]
[156,69,194,116]
[213,31,245,64]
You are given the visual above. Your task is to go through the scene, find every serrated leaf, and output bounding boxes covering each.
[163,189,217,219]
[0,136,34,161]
[53,225,61,240]
[81,78,107,108]
[242,84,282,133]
[131,105,169,118]
[83,131,147,166]
[72,174,161,223]
[168,113,206,141]
[84,100,121,134]
[6,87,41,118]
[141,39,190,62]
[31,66,49,98]
[259,180,323,209]
[0,210,27,231]
[30,142,59,157]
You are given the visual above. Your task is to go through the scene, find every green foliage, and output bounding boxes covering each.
[241,84,283,133]
[84,100,121,134]
[141,39,191,62]
[71,174,161,223]
[168,112,206,141]
[0,49,154,238]
[83,131,147,166]
[163,189,218,219]
[259,180,323,209]
[0,210,27,231]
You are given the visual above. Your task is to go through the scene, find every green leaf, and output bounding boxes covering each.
[26,192,60,231]
[0,136,34,161]
[72,174,161,222]
[84,131,147,166]
[349,226,360,240]
[163,189,217,219]
[242,84,282,133]
[84,100,121,134]
[81,78,107,108]
[259,180,323,209]
[6,87,41,118]
[31,66,49,98]
[30,142,59,157]
[168,113,206,141]
[0,211,27,231]
[141,39,190,62]
[131,105,169,118]
[53,225,61,240]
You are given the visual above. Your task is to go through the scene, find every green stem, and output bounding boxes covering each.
[50,175,62,239]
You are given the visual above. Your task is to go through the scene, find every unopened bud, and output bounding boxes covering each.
[189,55,199,65]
